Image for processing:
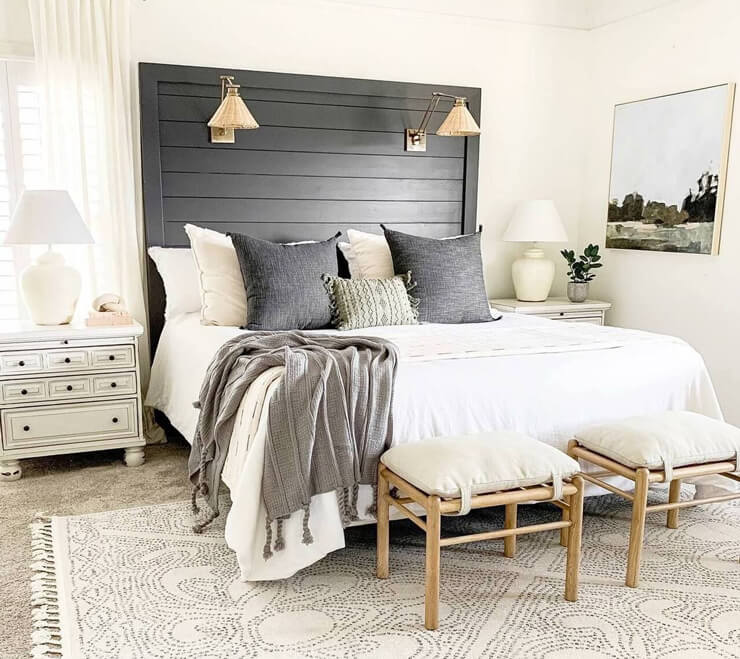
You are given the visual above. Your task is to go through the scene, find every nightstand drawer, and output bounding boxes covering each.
[558,316,604,325]
[45,349,89,371]
[1,399,138,450]
[89,345,135,369]
[1,379,46,403]
[539,312,604,325]
[47,376,92,399]
[92,372,137,396]
[1,351,44,374]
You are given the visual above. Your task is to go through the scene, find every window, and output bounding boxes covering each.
[0,59,43,321]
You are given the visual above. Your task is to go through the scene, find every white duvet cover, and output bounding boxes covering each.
[146,312,722,580]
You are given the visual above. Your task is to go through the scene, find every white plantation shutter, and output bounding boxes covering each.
[0,59,44,320]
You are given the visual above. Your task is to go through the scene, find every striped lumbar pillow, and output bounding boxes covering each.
[322,272,419,330]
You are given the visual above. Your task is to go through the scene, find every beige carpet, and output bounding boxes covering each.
[28,485,740,658]
[1,438,192,659]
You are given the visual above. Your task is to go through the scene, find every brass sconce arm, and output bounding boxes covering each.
[415,92,459,136]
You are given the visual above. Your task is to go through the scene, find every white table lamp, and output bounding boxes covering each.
[4,190,94,325]
[503,200,568,302]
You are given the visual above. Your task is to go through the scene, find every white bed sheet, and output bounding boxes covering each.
[146,312,722,580]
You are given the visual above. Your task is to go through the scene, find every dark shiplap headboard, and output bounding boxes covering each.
[139,62,481,349]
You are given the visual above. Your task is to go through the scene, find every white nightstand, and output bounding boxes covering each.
[490,297,612,325]
[0,321,145,481]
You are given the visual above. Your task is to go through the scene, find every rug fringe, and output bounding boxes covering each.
[30,515,63,658]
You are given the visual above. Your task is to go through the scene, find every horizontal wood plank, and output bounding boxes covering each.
[158,122,464,157]
[162,197,462,223]
[160,147,464,179]
[161,172,462,201]
[159,95,456,133]
[163,221,461,246]
[158,81,456,111]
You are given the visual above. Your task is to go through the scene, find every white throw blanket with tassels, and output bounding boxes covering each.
[189,332,398,560]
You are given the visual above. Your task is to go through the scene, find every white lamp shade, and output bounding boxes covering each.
[4,189,94,245]
[502,200,568,243]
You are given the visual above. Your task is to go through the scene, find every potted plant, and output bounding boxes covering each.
[560,244,603,302]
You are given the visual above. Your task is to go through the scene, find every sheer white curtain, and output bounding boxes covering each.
[28,0,149,376]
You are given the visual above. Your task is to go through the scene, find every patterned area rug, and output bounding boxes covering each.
[31,490,740,658]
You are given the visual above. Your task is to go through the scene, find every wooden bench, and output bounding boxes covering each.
[569,411,740,588]
[375,432,584,630]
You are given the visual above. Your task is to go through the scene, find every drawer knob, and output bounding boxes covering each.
[64,357,71,364]
[21,389,27,395]
[23,425,30,431]
[112,417,119,423]
[62,340,69,345]
[109,355,115,361]
[18,360,24,367]
[66,385,73,392]
[111,382,117,388]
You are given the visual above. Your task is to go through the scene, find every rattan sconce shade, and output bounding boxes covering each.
[436,98,480,136]
[207,87,259,130]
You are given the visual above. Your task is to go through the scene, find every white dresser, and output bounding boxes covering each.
[489,297,612,325]
[0,321,145,481]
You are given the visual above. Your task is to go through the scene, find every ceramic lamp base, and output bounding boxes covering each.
[511,247,555,302]
[20,250,81,325]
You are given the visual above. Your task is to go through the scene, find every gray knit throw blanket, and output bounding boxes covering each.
[188,331,398,557]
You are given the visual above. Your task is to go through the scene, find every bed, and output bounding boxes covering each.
[146,311,721,580]
[140,63,725,581]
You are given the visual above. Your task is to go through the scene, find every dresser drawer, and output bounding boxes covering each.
[47,376,92,399]
[1,399,138,450]
[1,379,46,403]
[90,345,135,369]
[1,351,44,374]
[45,349,89,371]
[92,372,137,396]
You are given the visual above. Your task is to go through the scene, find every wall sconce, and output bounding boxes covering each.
[207,75,259,143]
[405,92,480,152]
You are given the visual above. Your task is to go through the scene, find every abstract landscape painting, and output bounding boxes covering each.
[606,84,735,254]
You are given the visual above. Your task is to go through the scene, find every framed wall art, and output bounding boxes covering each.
[606,83,735,255]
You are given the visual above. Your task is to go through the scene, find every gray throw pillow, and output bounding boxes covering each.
[230,232,339,330]
[382,227,492,323]
[322,272,419,330]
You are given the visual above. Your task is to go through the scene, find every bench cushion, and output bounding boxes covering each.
[575,411,740,472]
[380,432,579,512]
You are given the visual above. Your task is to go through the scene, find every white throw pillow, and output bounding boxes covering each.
[184,224,247,326]
[147,247,201,319]
[347,229,394,279]
[338,241,362,278]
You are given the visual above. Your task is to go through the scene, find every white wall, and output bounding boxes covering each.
[580,0,740,423]
[131,0,589,297]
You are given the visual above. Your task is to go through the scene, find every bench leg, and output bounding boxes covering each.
[565,475,584,601]
[425,495,441,631]
[376,467,390,579]
[504,503,517,558]
[560,498,570,547]
[667,478,682,529]
[626,467,650,588]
